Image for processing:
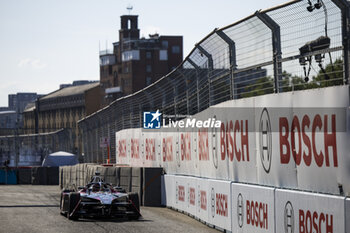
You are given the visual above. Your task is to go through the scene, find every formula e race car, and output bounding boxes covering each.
[60,172,141,220]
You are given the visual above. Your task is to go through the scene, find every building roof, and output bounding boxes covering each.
[0,111,16,115]
[23,102,36,113]
[41,82,99,100]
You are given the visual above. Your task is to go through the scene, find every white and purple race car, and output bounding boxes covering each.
[60,172,141,220]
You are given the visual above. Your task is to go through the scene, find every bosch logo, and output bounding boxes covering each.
[212,115,218,169]
[211,188,215,218]
[178,185,185,202]
[189,187,195,206]
[284,201,294,233]
[237,193,244,228]
[259,108,272,173]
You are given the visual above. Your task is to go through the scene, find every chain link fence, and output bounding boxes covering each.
[0,129,73,167]
[79,0,350,164]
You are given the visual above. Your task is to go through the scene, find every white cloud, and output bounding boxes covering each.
[18,58,47,70]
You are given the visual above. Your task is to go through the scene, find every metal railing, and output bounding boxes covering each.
[79,0,350,163]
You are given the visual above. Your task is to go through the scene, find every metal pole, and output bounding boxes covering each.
[197,44,214,106]
[331,0,350,85]
[255,11,282,93]
[216,29,237,99]
[187,58,200,113]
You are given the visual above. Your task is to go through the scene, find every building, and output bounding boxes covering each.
[0,111,17,136]
[100,15,183,101]
[0,92,42,135]
[23,82,103,153]
[8,92,41,113]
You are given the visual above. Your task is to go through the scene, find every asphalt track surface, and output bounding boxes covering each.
[0,185,219,233]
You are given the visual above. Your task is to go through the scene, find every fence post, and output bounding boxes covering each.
[216,29,237,99]
[187,58,200,113]
[331,0,350,84]
[197,44,214,106]
[255,11,282,93]
[175,69,189,116]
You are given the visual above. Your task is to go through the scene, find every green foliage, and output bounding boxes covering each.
[240,59,344,98]
[310,58,343,87]
[241,76,274,98]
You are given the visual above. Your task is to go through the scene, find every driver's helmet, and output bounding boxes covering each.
[92,183,100,192]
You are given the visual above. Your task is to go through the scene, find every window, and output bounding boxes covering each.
[159,50,168,61]
[146,51,152,59]
[146,77,152,86]
[172,45,180,54]
[122,50,140,61]
[146,65,152,73]
[162,40,168,49]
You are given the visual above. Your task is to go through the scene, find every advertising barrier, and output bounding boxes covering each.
[163,175,175,208]
[196,177,209,223]
[275,189,346,233]
[174,176,188,212]
[346,198,350,233]
[116,86,350,195]
[207,179,232,231]
[231,183,275,233]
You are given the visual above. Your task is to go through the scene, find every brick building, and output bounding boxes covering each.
[100,15,183,101]
[23,82,103,153]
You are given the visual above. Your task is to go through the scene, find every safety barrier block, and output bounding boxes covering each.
[162,175,175,207]
[120,167,132,192]
[47,167,59,185]
[143,167,162,206]
[346,198,350,233]
[207,179,232,232]
[17,168,32,184]
[231,183,275,233]
[275,189,346,233]
[31,167,47,185]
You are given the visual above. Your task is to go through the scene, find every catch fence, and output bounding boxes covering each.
[79,0,350,163]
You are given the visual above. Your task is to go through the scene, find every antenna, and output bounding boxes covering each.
[127,4,133,15]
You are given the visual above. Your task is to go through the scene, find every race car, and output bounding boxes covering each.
[60,172,141,220]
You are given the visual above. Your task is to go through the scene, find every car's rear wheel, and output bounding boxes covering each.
[67,192,80,220]
[128,192,141,220]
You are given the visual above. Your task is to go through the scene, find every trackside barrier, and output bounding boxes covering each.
[163,175,175,207]
[143,168,162,206]
[208,179,232,231]
[231,183,275,233]
[275,189,346,233]
[31,167,47,185]
[171,176,232,231]
[0,168,17,184]
[120,167,132,192]
[17,167,32,184]
[116,86,350,196]
[163,175,350,233]
[346,198,350,233]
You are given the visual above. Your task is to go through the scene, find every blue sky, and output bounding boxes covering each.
[0,0,288,107]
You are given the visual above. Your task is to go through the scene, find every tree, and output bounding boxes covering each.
[241,76,274,98]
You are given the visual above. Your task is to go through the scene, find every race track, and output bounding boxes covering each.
[0,185,218,233]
